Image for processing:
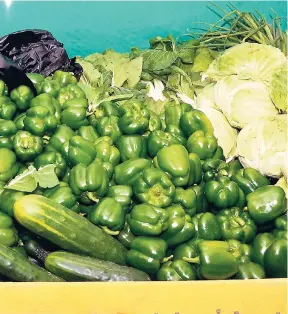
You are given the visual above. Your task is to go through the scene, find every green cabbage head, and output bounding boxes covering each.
[269,62,287,113]
[214,75,278,129]
[237,115,287,178]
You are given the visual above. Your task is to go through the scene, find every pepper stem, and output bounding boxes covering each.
[161,255,173,263]
[101,226,120,236]
[183,256,200,264]
[234,217,246,227]
[86,192,99,203]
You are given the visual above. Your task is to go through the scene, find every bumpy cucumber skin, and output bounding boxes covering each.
[24,240,50,265]
[0,243,63,282]
[45,251,150,282]
[14,195,127,265]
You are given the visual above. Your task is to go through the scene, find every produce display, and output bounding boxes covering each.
[0,5,287,282]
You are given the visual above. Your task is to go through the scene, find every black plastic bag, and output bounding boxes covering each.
[0,29,82,79]
[0,54,37,95]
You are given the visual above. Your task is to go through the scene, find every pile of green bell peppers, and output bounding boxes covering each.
[0,71,286,282]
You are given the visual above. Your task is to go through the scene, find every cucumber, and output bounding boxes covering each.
[0,243,64,282]
[14,195,127,265]
[45,251,150,282]
[24,240,50,265]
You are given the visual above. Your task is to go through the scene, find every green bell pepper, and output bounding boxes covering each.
[0,211,18,247]
[186,240,238,280]
[272,215,287,239]
[173,187,197,216]
[13,131,43,162]
[154,144,190,187]
[57,84,86,106]
[192,212,221,240]
[231,168,270,195]
[10,86,34,111]
[187,153,202,186]
[157,260,197,281]
[264,239,287,278]
[13,112,26,130]
[188,184,209,213]
[27,73,45,95]
[164,103,186,127]
[0,190,26,217]
[42,182,79,212]
[23,106,58,136]
[117,221,136,249]
[187,130,218,160]
[93,158,114,181]
[229,238,266,280]
[107,185,133,213]
[45,125,75,153]
[227,239,252,264]
[76,126,99,142]
[94,136,120,167]
[0,148,19,183]
[34,151,67,179]
[69,162,109,201]
[52,70,77,87]
[133,168,175,208]
[118,99,150,135]
[114,158,152,186]
[0,119,17,149]
[217,208,256,243]
[148,110,161,132]
[165,125,187,147]
[88,101,119,126]
[173,239,203,260]
[202,158,228,182]
[247,186,287,225]
[204,176,240,209]
[126,236,167,275]
[0,80,7,96]
[61,98,89,130]
[128,204,169,236]
[97,116,122,144]
[0,96,17,120]
[117,135,147,162]
[251,233,276,267]
[234,261,265,280]
[180,109,214,137]
[226,159,243,178]
[30,93,61,121]
[161,205,195,247]
[147,130,179,158]
[89,197,125,235]
[61,135,96,167]
[40,79,61,98]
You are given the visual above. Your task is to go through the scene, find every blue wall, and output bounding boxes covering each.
[0,1,287,57]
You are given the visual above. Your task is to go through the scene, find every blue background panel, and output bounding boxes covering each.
[0,1,287,57]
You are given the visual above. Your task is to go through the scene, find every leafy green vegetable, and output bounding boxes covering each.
[149,35,176,51]
[141,50,178,72]
[237,115,287,178]
[3,165,59,193]
[204,43,286,83]
[214,75,278,128]
[269,63,287,113]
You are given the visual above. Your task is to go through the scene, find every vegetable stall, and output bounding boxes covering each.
[0,2,287,313]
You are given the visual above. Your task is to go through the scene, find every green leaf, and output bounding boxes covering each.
[4,165,59,193]
[177,39,200,64]
[5,165,38,192]
[141,50,178,72]
[76,57,103,87]
[31,164,59,188]
[149,35,176,51]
